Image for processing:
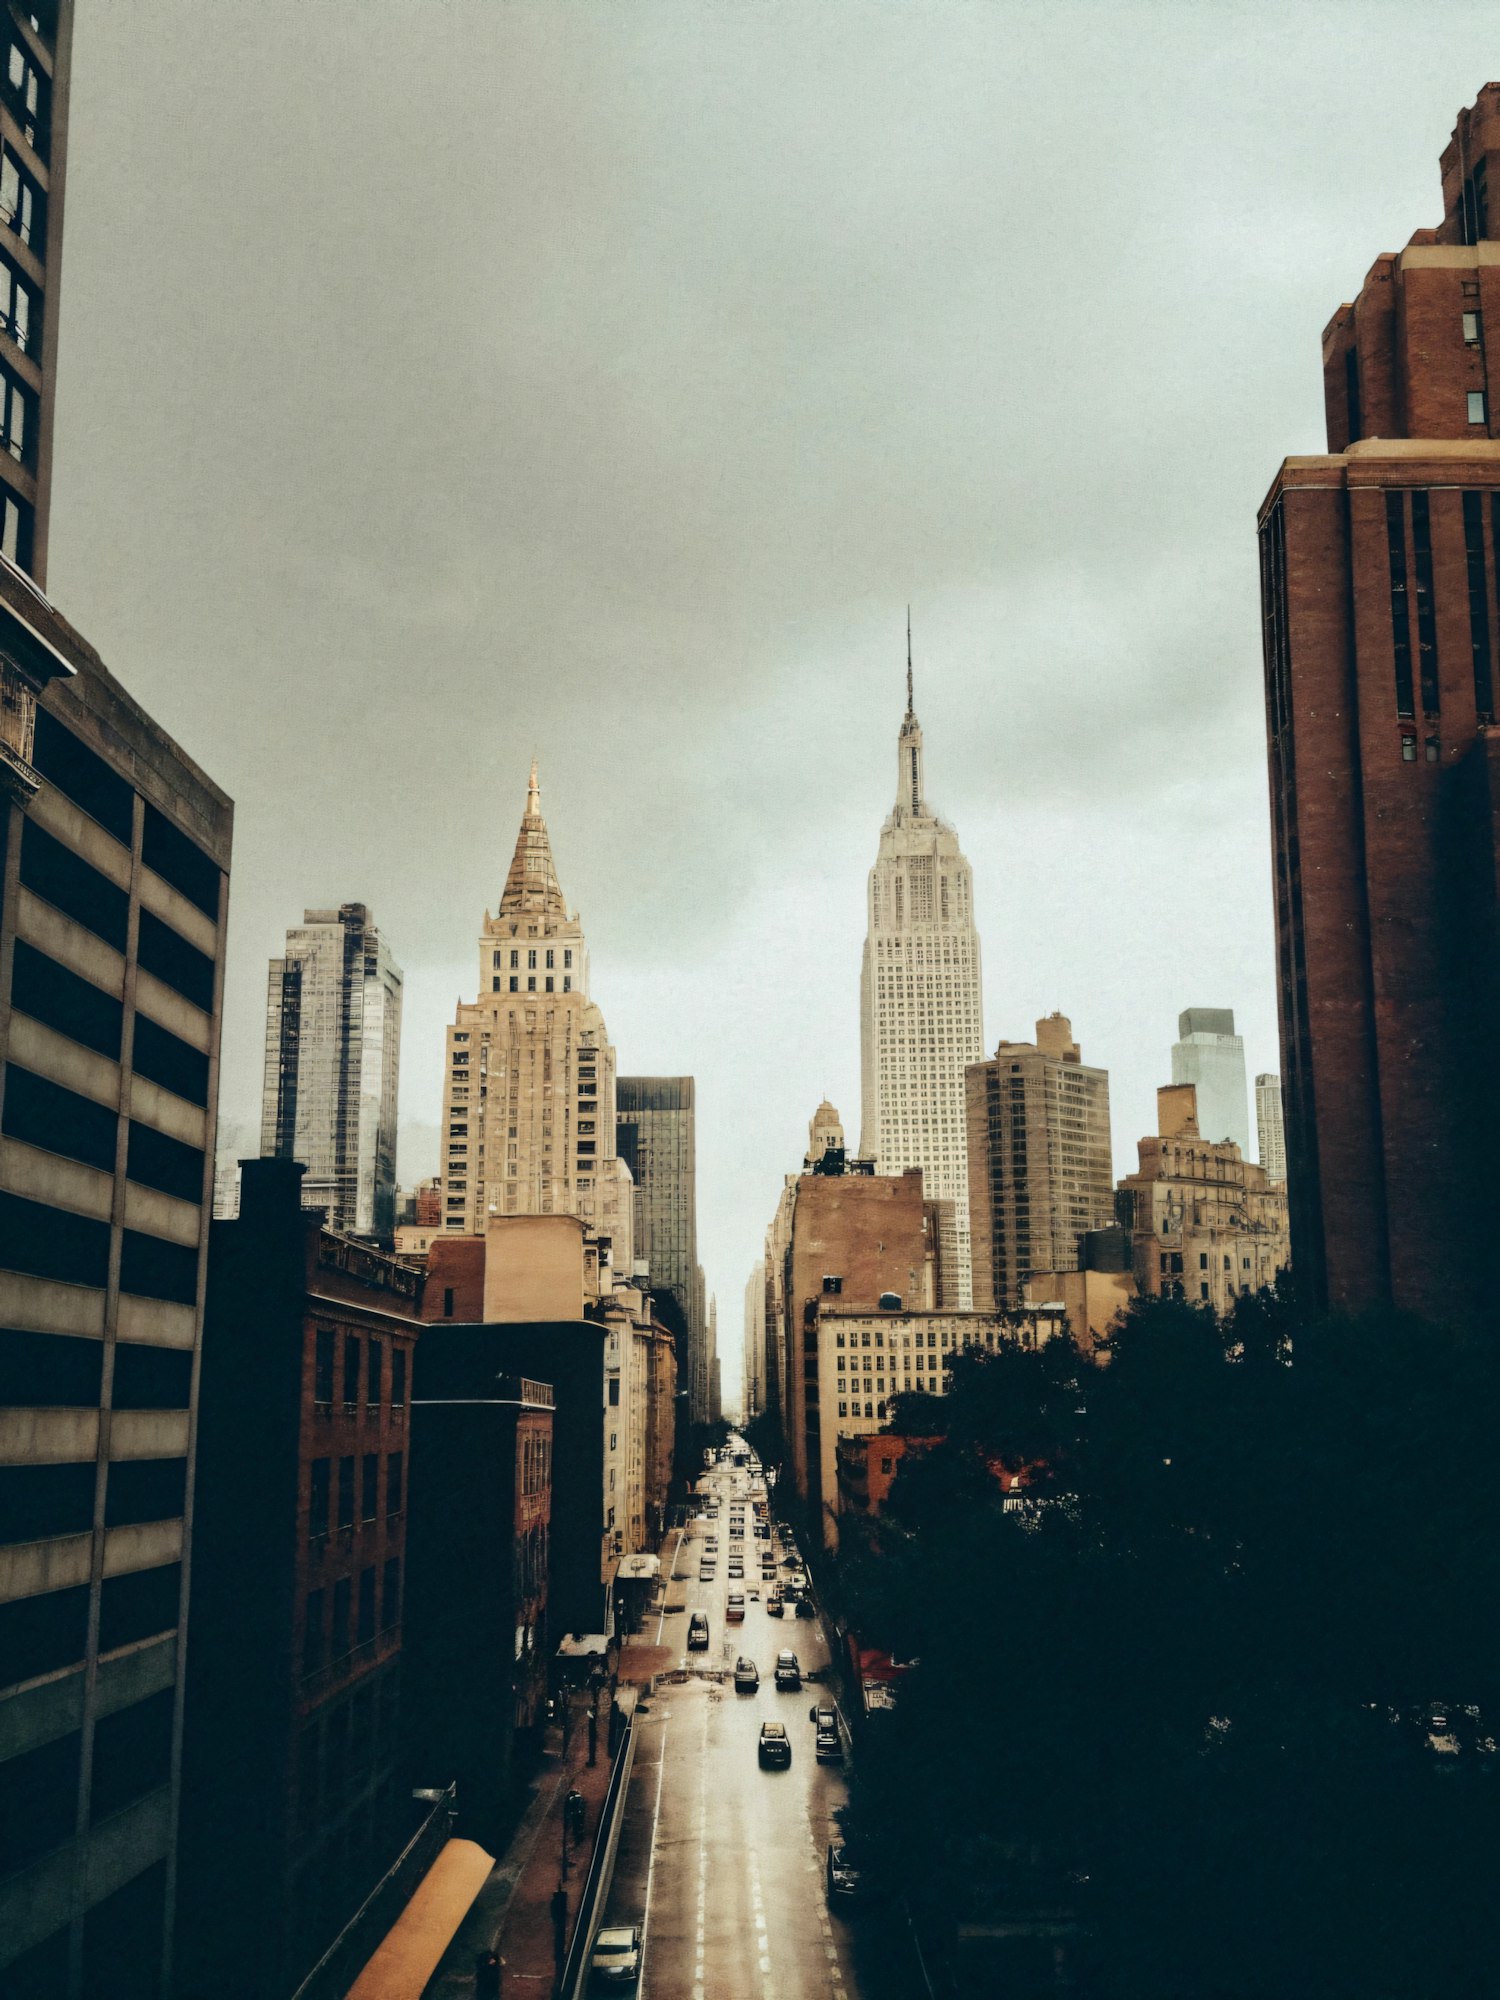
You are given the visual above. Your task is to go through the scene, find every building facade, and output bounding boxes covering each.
[1260,84,1500,1317]
[441,766,621,1252]
[858,646,984,1306]
[1255,1072,1286,1184]
[965,1014,1115,1311]
[1115,1085,1291,1314]
[616,1075,704,1421]
[176,1161,422,1999]
[260,903,402,1242]
[0,0,71,585]
[1169,1006,1250,1155]
[742,1259,765,1420]
[0,562,231,1999]
[404,1375,551,1851]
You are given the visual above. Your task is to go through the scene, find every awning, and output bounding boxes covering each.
[614,1553,661,1582]
[343,1838,494,2000]
[556,1631,610,1659]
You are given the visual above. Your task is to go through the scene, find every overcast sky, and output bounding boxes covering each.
[45,2,1497,1407]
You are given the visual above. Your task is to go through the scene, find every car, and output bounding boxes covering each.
[687,1611,710,1650]
[766,1590,784,1617]
[758,1721,792,1769]
[734,1657,759,1692]
[590,1922,643,1985]
[727,1591,746,1623]
[826,1844,863,1902]
[811,1704,841,1760]
[774,1649,802,1690]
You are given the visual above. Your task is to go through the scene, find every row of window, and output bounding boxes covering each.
[0,1558,180,1693]
[492,946,574,971]
[307,1450,404,1541]
[2,1688,174,1879]
[3,1058,205,1196]
[0,1185,200,1301]
[301,1559,400,1676]
[0,1454,186,1545]
[10,936,209,1101]
[0,1325,191,1409]
[492,973,573,993]
[312,1327,407,1411]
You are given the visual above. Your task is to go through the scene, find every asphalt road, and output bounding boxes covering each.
[601,1461,918,2000]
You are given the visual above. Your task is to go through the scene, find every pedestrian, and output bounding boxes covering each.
[566,1787,585,1842]
[551,1883,568,1965]
[587,1709,598,1766]
[474,1948,501,1997]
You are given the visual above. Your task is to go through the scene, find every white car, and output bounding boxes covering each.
[591,1923,642,1985]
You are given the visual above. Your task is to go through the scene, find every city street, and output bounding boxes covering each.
[601,1459,919,2000]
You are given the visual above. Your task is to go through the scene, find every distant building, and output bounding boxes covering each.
[212,1153,241,1219]
[859,637,985,1306]
[404,1374,552,1851]
[1170,1007,1250,1155]
[1115,1085,1291,1313]
[177,1160,423,1999]
[616,1076,705,1420]
[260,902,402,1242]
[442,765,623,1250]
[742,1259,766,1419]
[1025,1224,1136,1352]
[1255,1072,1286,1184]
[965,1015,1115,1310]
[0,555,231,1997]
[1259,85,1500,1316]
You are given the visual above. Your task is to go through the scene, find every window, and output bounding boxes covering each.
[442,1286,454,1318]
[0,1325,103,1407]
[136,909,216,1012]
[131,1013,210,1107]
[1426,735,1440,762]
[343,1334,360,1408]
[105,1457,186,1528]
[1463,491,1495,720]
[19,817,129,951]
[1199,1253,1208,1270]
[1386,490,1415,719]
[0,488,27,566]
[0,361,29,462]
[303,1589,326,1675]
[386,1450,403,1518]
[509,976,519,992]
[126,1120,204,1203]
[314,1329,334,1404]
[367,1337,383,1405]
[362,1453,378,1522]
[1410,491,1439,712]
[332,1576,352,1658]
[382,1557,400,1629]
[1401,729,1417,762]
[119,1228,199,1305]
[527,976,536,992]
[546,949,554,969]
[337,1455,355,1530]
[0,1186,109,1288]
[0,254,33,353]
[1469,390,1488,424]
[392,1349,407,1408]
[309,1458,330,1540]
[527,950,537,969]
[1464,310,1482,345]
[822,1275,843,1296]
[98,1564,180,1654]
[0,145,41,246]
[4,1061,117,1171]
[357,1566,376,1644]
[31,710,134,844]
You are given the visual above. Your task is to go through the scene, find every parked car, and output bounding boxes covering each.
[734,1656,759,1692]
[590,1923,642,1985]
[767,1590,785,1618]
[775,1649,802,1690]
[758,1721,792,1769]
[812,1705,841,1760]
[688,1611,710,1651]
[826,1844,863,1902]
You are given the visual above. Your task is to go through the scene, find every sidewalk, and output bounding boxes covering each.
[421,1688,615,1998]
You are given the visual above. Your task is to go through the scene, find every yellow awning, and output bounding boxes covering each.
[344,1838,495,2000]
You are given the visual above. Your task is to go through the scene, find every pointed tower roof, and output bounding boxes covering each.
[499,760,569,918]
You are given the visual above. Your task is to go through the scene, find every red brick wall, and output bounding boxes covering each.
[421,1234,486,1321]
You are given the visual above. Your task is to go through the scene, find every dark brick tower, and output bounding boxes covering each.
[1260,85,1500,1318]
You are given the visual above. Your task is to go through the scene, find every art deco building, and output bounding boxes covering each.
[1116,1085,1291,1313]
[260,903,402,1242]
[858,644,984,1304]
[1260,84,1500,1316]
[0,560,231,1997]
[1255,1073,1286,1184]
[1170,1006,1250,1155]
[442,764,620,1246]
[966,1014,1115,1310]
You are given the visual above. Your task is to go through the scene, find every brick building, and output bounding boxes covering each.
[1260,84,1500,1317]
[404,1375,552,1851]
[175,1160,423,1999]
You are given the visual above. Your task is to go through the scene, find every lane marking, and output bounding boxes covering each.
[635,1707,669,2000]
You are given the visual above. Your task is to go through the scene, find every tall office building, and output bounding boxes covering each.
[441,764,621,1244]
[1170,1007,1250,1155]
[858,640,984,1306]
[1260,84,1500,1315]
[742,1260,765,1420]
[260,903,402,1242]
[616,1075,703,1410]
[0,562,232,1996]
[965,1014,1115,1310]
[0,1,72,584]
[1255,1072,1287,1184]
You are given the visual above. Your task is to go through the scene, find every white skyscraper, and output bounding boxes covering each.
[859,635,984,1307]
[1170,1007,1251,1156]
[1256,1072,1287,1184]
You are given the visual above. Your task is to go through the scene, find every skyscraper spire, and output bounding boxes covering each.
[501,759,568,917]
[906,606,914,718]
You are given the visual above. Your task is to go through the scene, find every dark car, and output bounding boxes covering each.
[687,1611,710,1651]
[812,1705,841,1760]
[827,1843,863,1902]
[758,1721,792,1769]
[734,1656,760,1693]
[774,1649,802,1690]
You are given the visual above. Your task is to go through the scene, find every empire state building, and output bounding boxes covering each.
[858,640,984,1306]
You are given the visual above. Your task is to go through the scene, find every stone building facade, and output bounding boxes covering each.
[965,1014,1115,1310]
[1115,1085,1291,1315]
[1260,84,1500,1317]
[858,644,984,1306]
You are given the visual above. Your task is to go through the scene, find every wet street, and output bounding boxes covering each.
[601,1460,917,2000]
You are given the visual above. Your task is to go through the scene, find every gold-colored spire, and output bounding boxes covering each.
[500,760,568,918]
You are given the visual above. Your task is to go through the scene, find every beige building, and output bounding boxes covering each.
[813,1304,1066,1547]
[966,1014,1115,1309]
[1116,1084,1291,1314]
[442,763,620,1245]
